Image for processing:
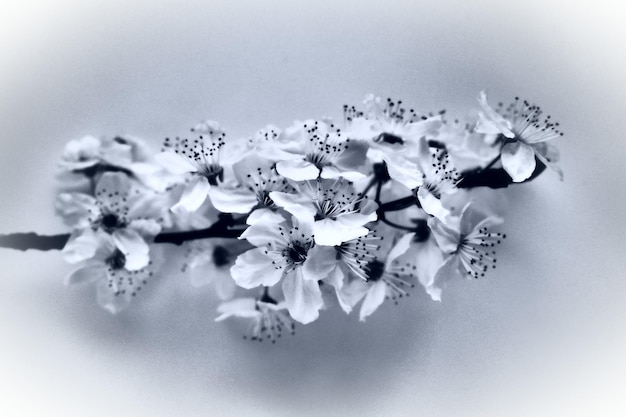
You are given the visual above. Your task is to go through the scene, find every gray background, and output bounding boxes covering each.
[1,1,625,416]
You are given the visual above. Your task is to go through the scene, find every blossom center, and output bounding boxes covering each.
[101,213,125,233]
[106,249,126,270]
[364,259,385,282]
[284,240,309,265]
[198,164,224,186]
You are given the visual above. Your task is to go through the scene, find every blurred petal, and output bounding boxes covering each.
[428,217,460,254]
[62,229,101,264]
[128,219,161,237]
[411,238,446,300]
[55,192,98,228]
[172,177,210,214]
[359,281,387,322]
[535,145,564,181]
[239,217,286,247]
[102,141,133,166]
[335,277,368,314]
[96,279,131,314]
[320,166,366,181]
[282,271,323,324]
[213,274,237,300]
[335,139,368,169]
[428,255,462,301]
[95,172,131,199]
[208,186,258,214]
[65,263,107,285]
[154,151,197,174]
[112,229,150,271]
[387,232,414,264]
[215,298,258,321]
[476,91,514,138]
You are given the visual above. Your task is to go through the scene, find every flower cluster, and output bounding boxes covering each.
[52,92,564,341]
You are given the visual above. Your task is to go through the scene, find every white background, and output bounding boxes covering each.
[1,1,625,416]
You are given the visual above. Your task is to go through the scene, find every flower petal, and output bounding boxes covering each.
[128,219,162,237]
[282,270,324,324]
[268,191,310,213]
[245,208,286,226]
[171,177,210,214]
[320,166,366,181]
[55,192,98,228]
[96,279,131,314]
[476,91,514,138]
[335,276,369,314]
[62,229,101,264]
[359,281,387,322]
[208,186,258,214]
[95,172,131,200]
[301,246,337,281]
[231,248,284,289]
[102,140,133,167]
[427,216,460,255]
[387,232,414,264]
[154,151,197,174]
[313,218,369,246]
[411,238,447,301]
[215,298,258,321]
[65,263,107,285]
[418,187,450,222]
[382,152,423,190]
[428,255,463,301]
[276,159,319,181]
[501,141,536,182]
[534,144,564,181]
[213,274,237,300]
[239,216,286,247]
[112,228,150,271]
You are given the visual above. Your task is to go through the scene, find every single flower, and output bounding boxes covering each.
[155,121,227,213]
[215,293,295,343]
[270,178,378,246]
[335,232,417,321]
[414,137,460,221]
[475,91,564,182]
[181,238,252,300]
[427,203,506,299]
[65,239,155,314]
[345,95,443,148]
[206,154,296,215]
[60,172,163,270]
[275,120,368,181]
[231,214,337,324]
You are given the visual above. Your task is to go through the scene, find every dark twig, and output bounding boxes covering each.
[0,215,245,251]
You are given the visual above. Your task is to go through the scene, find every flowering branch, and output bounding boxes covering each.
[0,92,565,341]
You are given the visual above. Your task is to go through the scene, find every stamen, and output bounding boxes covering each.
[163,129,226,185]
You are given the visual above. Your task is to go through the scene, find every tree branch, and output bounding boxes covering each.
[458,158,546,189]
[0,215,245,251]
